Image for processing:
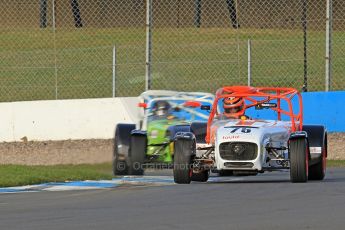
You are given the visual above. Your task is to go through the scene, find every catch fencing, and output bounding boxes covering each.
[0,0,343,102]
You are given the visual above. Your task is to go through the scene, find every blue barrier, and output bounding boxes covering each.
[302,91,344,132]
[246,91,345,132]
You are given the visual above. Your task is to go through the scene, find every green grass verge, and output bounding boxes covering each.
[0,27,344,102]
[327,160,345,168]
[0,163,113,188]
[1,160,345,188]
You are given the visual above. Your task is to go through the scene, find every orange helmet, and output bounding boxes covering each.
[223,97,245,118]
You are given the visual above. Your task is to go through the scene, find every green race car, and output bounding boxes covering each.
[113,90,214,175]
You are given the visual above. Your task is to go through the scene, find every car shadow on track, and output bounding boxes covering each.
[204,179,290,184]
[143,168,345,184]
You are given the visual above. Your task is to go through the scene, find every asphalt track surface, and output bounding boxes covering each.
[1,168,345,230]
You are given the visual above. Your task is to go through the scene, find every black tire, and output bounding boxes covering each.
[113,139,128,176]
[113,124,135,176]
[289,138,308,183]
[192,170,209,182]
[166,125,191,141]
[308,136,327,180]
[190,122,207,143]
[303,125,327,181]
[128,134,147,175]
[173,139,195,184]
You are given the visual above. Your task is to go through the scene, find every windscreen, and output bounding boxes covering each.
[148,99,211,122]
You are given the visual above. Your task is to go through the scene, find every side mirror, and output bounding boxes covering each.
[201,105,211,110]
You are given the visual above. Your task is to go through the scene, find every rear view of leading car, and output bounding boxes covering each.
[173,86,327,184]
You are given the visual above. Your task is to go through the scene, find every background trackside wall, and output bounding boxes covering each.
[247,91,345,132]
[0,98,139,142]
[0,91,344,143]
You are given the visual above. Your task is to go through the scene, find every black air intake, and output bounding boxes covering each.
[224,162,254,168]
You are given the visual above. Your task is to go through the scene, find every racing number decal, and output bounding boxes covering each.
[230,127,251,134]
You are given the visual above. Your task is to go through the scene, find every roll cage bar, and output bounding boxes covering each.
[205,86,303,143]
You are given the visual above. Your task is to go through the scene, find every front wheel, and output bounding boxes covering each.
[113,124,135,176]
[128,134,147,175]
[289,138,308,183]
[173,139,195,184]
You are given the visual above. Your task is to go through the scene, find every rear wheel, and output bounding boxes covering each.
[308,139,327,180]
[289,138,308,183]
[303,126,327,181]
[128,134,146,175]
[173,139,195,184]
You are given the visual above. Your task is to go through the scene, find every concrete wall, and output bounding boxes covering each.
[0,97,139,142]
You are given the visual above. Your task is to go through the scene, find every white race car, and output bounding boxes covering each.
[173,86,327,183]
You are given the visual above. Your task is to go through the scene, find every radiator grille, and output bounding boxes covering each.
[219,142,258,160]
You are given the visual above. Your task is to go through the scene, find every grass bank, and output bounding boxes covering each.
[1,27,343,102]
[0,160,344,188]
[0,163,113,188]
[327,160,345,168]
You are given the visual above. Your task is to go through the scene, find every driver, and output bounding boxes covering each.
[223,97,245,119]
[151,100,171,118]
